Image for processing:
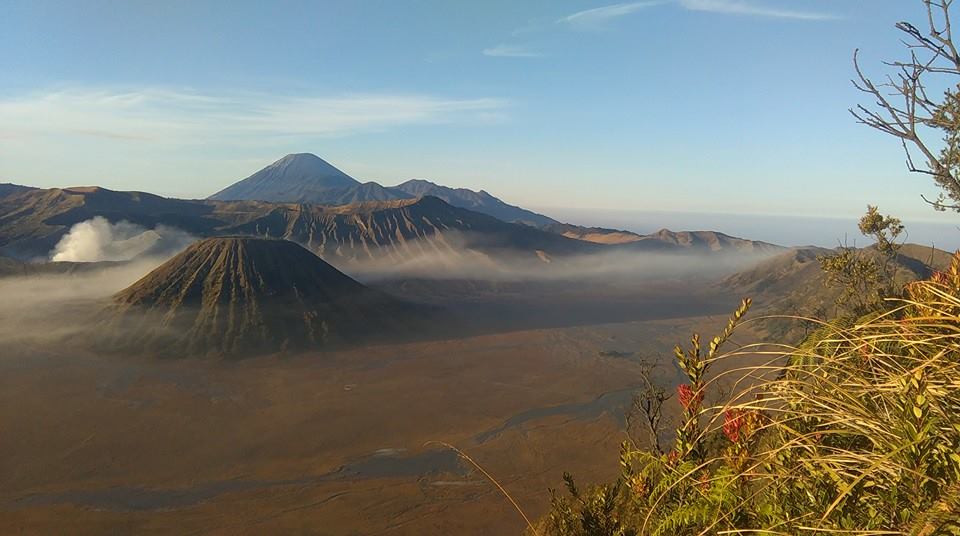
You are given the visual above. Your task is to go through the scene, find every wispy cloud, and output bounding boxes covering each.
[0,88,509,144]
[558,0,837,27]
[510,21,545,37]
[482,44,543,58]
[558,1,667,27]
[678,0,838,20]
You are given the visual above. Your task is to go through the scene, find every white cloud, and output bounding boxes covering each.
[0,88,509,144]
[558,1,668,27]
[482,44,543,58]
[558,0,837,27]
[678,0,838,20]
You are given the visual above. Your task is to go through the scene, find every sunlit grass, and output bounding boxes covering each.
[534,255,960,535]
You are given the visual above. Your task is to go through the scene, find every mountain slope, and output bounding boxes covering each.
[724,244,950,339]
[638,229,784,255]
[543,223,644,245]
[218,195,599,267]
[0,183,35,199]
[543,223,785,254]
[0,186,217,258]
[100,237,421,357]
[0,184,787,279]
[0,186,595,269]
[393,179,557,227]
[209,153,363,202]
[311,181,413,205]
[208,153,556,225]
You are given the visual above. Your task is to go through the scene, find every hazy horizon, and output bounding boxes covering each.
[540,206,960,251]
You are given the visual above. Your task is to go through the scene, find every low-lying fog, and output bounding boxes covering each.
[1,219,196,348]
[0,258,170,348]
[0,218,760,352]
[340,231,772,283]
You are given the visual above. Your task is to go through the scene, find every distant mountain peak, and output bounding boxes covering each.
[272,152,336,168]
[208,153,360,202]
[207,155,558,226]
[399,178,437,187]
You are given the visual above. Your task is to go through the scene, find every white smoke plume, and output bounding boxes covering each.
[49,217,195,262]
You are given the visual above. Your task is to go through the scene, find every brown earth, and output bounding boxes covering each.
[0,313,758,536]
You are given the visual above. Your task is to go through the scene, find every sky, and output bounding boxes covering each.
[2,0,960,241]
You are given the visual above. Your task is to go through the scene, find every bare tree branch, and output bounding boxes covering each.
[852,1,960,211]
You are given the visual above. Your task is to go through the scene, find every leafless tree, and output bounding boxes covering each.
[625,357,671,455]
[852,0,960,210]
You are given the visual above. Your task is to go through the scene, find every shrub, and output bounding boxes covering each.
[533,254,960,536]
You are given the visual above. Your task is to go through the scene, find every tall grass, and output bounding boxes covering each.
[534,255,960,535]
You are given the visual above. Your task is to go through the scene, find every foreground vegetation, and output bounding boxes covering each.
[529,254,960,535]
[523,4,960,532]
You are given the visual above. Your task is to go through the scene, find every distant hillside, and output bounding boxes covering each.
[897,242,955,268]
[543,224,785,254]
[639,229,784,255]
[0,255,125,277]
[0,183,35,199]
[393,179,557,227]
[543,223,644,244]
[207,153,557,226]
[100,237,423,357]
[322,181,411,205]
[220,195,598,268]
[724,244,951,339]
[0,186,595,268]
[0,184,787,277]
[0,186,216,258]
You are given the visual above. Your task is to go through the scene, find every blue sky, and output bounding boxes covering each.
[1,0,958,233]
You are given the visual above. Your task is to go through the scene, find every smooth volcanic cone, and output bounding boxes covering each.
[208,153,362,202]
[100,237,422,357]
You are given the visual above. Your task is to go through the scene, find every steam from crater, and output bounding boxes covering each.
[49,217,195,262]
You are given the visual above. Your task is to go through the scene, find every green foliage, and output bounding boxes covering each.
[818,205,905,316]
[859,205,904,256]
[534,255,960,536]
[818,246,885,315]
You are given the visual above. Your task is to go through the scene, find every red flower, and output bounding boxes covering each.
[723,409,746,443]
[677,384,703,411]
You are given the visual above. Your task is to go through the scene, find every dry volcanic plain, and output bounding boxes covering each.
[0,254,758,535]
